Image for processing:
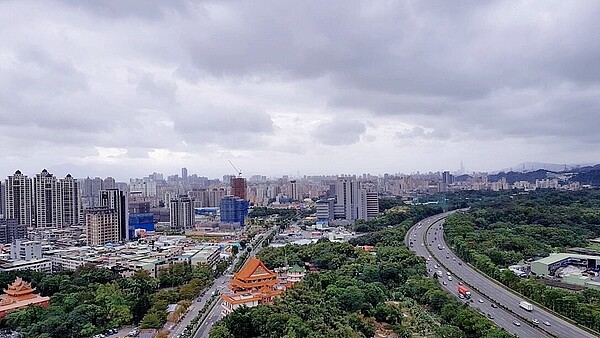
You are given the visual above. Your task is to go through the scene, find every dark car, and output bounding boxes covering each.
[491,303,498,308]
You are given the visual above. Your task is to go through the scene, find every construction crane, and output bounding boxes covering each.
[228,160,242,177]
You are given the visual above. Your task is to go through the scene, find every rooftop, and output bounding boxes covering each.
[533,253,600,265]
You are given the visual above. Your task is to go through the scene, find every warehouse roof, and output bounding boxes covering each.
[534,253,600,265]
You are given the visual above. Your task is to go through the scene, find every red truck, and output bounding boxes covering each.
[458,285,471,299]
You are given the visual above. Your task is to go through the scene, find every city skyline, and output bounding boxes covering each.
[2,1,600,180]
[0,159,595,183]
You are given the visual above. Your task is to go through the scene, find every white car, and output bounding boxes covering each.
[447,276,452,281]
[478,299,484,303]
[532,318,539,324]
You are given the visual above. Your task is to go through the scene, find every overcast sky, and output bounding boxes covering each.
[1,1,599,180]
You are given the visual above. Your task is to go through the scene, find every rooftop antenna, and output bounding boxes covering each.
[228,160,242,177]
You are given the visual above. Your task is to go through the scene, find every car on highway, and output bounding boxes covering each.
[532,318,539,324]
[491,303,498,308]
[442,281,447,285]
[512,321,521,326]
[487,313,494,319]
[478,299,484,303]
[446,256,449,259]
[458,262,462,265]
[543,321,551,326]
[447,276,452,281]
[458,281,463,285]
[458,294,464,299]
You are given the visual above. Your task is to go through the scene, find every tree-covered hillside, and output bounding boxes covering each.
[210,208,513,338]
[444,189,600,332]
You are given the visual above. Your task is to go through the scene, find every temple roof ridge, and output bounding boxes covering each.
[234,257,276,280]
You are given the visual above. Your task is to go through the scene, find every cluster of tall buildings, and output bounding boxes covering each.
[1,170,129,246]
[4,170,80,229]
[0,167,388,246]
[315,176,379,224]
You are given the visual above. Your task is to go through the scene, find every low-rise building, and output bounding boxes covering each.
[177,245,220,266]
[0,258,53,273]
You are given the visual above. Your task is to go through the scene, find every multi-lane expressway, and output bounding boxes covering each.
[406,211,595,338]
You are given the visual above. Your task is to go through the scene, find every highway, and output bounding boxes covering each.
[406,211,596,338]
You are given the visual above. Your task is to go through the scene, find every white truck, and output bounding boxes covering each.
[519,301,533,311]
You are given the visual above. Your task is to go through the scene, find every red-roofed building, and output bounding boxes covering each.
[0,277,49,318]
[221,257,283,315]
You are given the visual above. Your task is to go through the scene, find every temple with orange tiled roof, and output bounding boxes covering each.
[0,277,49,318]
[221,257,284,315]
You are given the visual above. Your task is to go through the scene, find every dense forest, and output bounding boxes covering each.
[444,189,600,332]
[210,207,513,338]
[0,263,216,337]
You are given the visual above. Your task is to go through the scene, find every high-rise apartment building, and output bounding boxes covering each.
[169,195,194,232]
[85,206,120,246]
[103,177,116,190]
[99,189,128,241]
[129,178,157,197]
[189,189,210,208]
[220,196,249,226]
[209,188,227,207]
[33,169,63,228]
[335,177,363,221]
[334,177,377,222]
[316,198,335,223]
[60,174,80,226]
[0,182,5,217]
[290,180,300,201]
[222,175,235,185]
[230,178,247,200]
[442,171,454,184]
[181,167,188,180]
[0,219,25,244]
[366,192,379,220]
[5,171,33,227]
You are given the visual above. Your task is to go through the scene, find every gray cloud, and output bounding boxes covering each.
[0,0,599,178]
[313,118,366,146]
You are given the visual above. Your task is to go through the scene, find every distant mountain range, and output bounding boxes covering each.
[455,163,600,186]
[496,162,594,173]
